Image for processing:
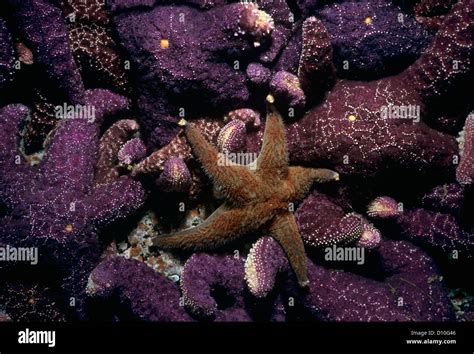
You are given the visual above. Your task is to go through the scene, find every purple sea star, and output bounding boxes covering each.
[109,1,275,148]
[86,256,191,321]
[283,239,455,321]
[0,89,145,318]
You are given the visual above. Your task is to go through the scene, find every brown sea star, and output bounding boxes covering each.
[152,98,339,286]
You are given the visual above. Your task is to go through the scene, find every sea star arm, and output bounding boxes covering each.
[95,119,139,185]
[152,205,250,250]
[185,123,259,203]
[270,211,309,287]
[38,119,97,195]
[86,177,145,229]
[285,166,339,201]
[0,105,34,208]
[406,0,473,100]
[256,103,289,177]
[39,89,129,194]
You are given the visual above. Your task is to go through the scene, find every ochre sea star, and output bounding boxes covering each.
[152,99,339,286]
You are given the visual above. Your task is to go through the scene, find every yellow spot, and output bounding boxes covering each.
[160,39,169,49]
[65,224,74,232]
[364,16,372,25]
[28,298,35,305]
[266,94,275,103]
[178,118,187,127]
[348,114,357,122]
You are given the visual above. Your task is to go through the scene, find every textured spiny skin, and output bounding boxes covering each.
[355,221,382,249]
[224,108,261,130]
[414,0,457,16]
[246,63,271,89]
[59,0,129,92]
[457,114,474,185]
[217,120,247,153]
[245,193,381,298]
[395,209,473,255]
[109,2,274,148]
[0,312,11,322]
[421,183,464,213]
[367,196,402,218]
[285,75,458,179]
[6,0,86,152]
[319,0,432,80]
[87,257,191,321]
[155,156,192,193]
[297,17,335,99]
[295,192,366,248]
[411,0,457,31]
[245,236,289,298]
[0,282,66,322]
[118,137,147,165]
[284,239,454,321]
[368,196,473,255]
[280,0,474,180]
[253,0,293,64]
[0,90,145,318]
[7,0,85,104]
[15,42,33,65]
[153,104,340,287]
[22,89,61,153]
[67,23,129,92]
[180,253,251,321]
[132,119,222,176]
[59,0,108,24]
[0,16,15,90]
[95,119,139,185]
[270,71,306,112]
[406,0,473,103]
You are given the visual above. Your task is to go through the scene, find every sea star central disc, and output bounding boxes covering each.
[153,100,339,286]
